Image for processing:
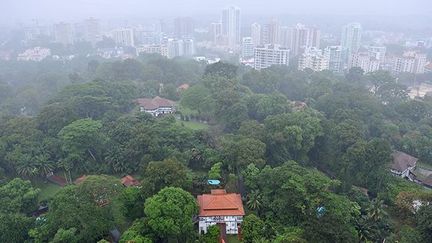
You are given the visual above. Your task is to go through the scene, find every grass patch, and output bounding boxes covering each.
[226,235,241,243]
[179,120,209,130]
[33,180,62,202]
[418,161,432,171]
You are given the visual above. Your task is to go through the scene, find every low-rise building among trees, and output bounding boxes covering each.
[136,96,176,116]
[197,189,244,236]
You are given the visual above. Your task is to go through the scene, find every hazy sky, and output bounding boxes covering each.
[2,0,432,23]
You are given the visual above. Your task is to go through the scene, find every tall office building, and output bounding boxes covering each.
[112,28,135,47]
[241,37,254,58]
[326,46,342,73]
[298,47,329,72]
[174,17,195,38]
[254,44,290,70]
[262,19,280,45]
[341,23,362,63]
[54,22,74,46]
[221,6,241,48]
[251,23,261,46]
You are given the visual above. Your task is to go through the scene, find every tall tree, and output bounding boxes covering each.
[144,187,198,242]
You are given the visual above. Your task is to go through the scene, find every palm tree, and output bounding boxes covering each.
[367,199,387,222]
[247,190,263,213]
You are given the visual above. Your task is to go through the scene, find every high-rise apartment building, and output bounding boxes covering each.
[241,37,254,58]
[394,51,427,74]
[174,17,195,38]
[221,6,241,48]
[326,46,342,73]
[279,26,291,48]
[262,19,280,45]
[341,23,362,63]
[83,18,101,45]
[112,28,135,47]
[210,23,223,45]
[54,22,74,46]
[298,47,329,72]
[254,44,290,70]
[307,27,321,48]
[289,24,320,56]
[251,23,261,46]
[349,52,380,73]
[367,46,386,61]
[183,38,195,57]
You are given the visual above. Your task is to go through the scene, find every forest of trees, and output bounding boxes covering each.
[1,55,432,242]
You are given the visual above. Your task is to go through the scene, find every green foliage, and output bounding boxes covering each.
[180,84,215,115]
[200,225,220,243]
[58,118,105,174]
[144,187,198,241]
[33,175,125,242]
[208,162,222,180]
[0,178,40,214]
[51,228,79,243]
[220,135,266,172]
[416,205,432,242]
[141,158,192,197]
[242,214,266,243]
[264,110,323,163]
[0,213,34,243]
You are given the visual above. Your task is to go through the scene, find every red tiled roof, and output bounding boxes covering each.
[391,151,418,172]
[136,96,175,110]
[197,189,245,217]
[121,175,140,187]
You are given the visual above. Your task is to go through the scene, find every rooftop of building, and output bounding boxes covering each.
[391,151,418,172]
[136,96,176,110]
[197,189,245,217]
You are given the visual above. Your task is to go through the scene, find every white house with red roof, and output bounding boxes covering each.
[136,96,176,117]
[197,189,245,235]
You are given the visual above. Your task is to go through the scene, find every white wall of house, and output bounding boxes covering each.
[198,216,243,234]
[140,106,174,116]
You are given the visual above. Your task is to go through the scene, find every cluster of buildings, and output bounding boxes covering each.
[8,6,431,70]
[17,47,51,61]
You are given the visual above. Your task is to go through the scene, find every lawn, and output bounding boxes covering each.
[226,235,241,243]
[179,120,209,130]
[33,180,62,202]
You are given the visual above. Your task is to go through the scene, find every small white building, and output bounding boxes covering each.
[197,189,245,235]
[136,96,176,117]
[390,151,418,180]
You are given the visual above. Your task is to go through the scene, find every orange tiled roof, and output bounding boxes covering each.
[197,189,245,217]
[121,175,140,187]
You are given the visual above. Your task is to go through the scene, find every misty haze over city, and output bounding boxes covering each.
[1,1,432,243]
